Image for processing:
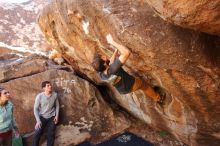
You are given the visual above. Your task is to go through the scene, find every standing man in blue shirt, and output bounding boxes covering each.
[32,81,60,146]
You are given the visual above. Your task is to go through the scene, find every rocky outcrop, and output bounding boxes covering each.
[144,0,220,36]
[0,55,47,82]
[37,0,220,145]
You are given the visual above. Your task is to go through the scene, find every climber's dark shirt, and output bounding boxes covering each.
[99,58,135,94]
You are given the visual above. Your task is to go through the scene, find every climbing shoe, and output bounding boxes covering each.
[154,86,166,105]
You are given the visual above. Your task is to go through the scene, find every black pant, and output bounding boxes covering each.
[0,136,12,146]
[32,116,56,146]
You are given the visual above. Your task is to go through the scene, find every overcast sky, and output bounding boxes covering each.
[0,0,30,4]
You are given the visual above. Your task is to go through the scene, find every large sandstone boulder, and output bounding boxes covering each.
[37,0,220,145]
[144,0,220,36]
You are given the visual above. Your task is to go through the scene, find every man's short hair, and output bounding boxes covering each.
[92,54,106,72]
[41,81,51,88]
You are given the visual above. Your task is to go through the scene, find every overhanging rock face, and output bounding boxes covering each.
[38,0,220,145]
[144,0,220,36]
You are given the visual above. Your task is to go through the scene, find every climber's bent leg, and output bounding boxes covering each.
[131,77,142,91]
[131,78,160,102]
[142,84,160,101]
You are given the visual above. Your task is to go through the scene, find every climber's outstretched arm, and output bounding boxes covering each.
[110,49,118,64]
[106,34,130,64]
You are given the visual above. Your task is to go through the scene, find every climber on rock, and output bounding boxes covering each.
[92,34,165,104]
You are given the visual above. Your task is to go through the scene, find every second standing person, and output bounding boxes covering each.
[32,81,60,146]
